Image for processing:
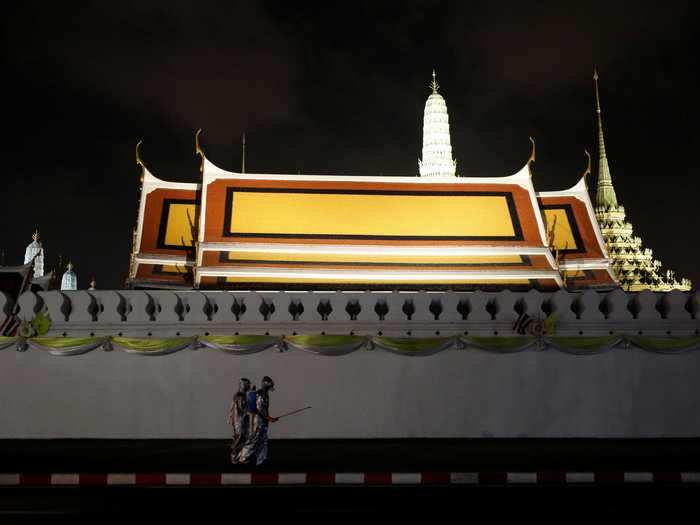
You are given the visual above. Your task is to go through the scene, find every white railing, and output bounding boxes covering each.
[1,289,697,338]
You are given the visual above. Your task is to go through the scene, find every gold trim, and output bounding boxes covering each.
[581,150,592,189]
[527,136,536,177]
[135,140,145,185]
[195,128,204,175]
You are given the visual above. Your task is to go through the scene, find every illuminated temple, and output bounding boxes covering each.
[126,71,688,293]
[3,71,700,443]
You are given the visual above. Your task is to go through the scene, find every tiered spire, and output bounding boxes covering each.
[593,68,618,209]
[419,70,457,177]
[593,69,690,292]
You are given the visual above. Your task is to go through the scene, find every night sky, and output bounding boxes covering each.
[1,1,698,289]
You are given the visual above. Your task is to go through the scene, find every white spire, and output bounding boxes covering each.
[419,69,456,177]
[24,229,44,278]
[61,261,77,291]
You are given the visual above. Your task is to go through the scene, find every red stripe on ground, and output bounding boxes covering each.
[190,473,221,485]
[306,472,335,485]
[135,473,166,485]
[19,474,51,486]
[594,471,624,483]
[421,472,450,484]
[79,473,107,485]
[537,471,566,484]
[478,472,507,484]
[653,472,682,484]
[251,472,279,485]
[365,472,392,485]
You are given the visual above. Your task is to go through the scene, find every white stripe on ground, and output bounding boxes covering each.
[0,474,20,485]
[391,473,421,484]
[507,472,537,484]
[278,473,306,484]
[165,473,190,485]
[450,472,479,484]
[624,472,653,483]
[566,472,595,483]
[681,472,700,483]
[51,474,79,485]
[107,473,136,485]
[221,473,252,485]
[334,473,364,484]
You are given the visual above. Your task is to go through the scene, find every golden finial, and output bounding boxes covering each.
[135,140,145,185]
[32,229,40,242]
[593,67,601,114]
[89,277,96,290]
[527,136,536,174]
[135,140,144,168]
[581,149,592,189]
[66,261,73,272]
[195,128,205,175]
[195,128,204,157]
[429,69,440,94]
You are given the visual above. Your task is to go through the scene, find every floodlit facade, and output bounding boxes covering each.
[127,71,630,292]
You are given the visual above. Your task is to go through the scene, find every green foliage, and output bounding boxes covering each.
[31,311,51,336]
[543,313,557,335]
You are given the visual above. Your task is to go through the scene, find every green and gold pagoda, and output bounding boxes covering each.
[593,69,691,292]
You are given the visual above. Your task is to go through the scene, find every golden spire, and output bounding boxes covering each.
[430,69,440,94]
[593,67,618,208]
[593,67,605,157]
[32,229,40,242]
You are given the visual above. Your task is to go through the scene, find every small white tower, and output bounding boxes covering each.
[419,70,457,177]
[61,261,78,291]
[24,229,44,278]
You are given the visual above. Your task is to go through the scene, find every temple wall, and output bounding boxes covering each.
[2,336,700,438]
[5,288,700,338]
[2,288,700,438]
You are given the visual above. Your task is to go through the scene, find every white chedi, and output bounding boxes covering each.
[61,262,78,291]
[419,70,457,177]
[24,230,44,278]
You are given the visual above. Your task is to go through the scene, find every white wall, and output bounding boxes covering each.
[1,347,699,438]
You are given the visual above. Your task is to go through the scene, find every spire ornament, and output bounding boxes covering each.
[135,140,145,185]
[593,68,617,209]
[419,70,456,177]
[430,69,440,94]
[24,229,44,278]
[526,137,536,177]
[61,260,77,291]
[581,150,592,189]
[195,128,204,174]
[591,68,691,292]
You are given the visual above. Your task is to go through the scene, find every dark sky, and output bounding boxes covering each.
[1,1,698,289]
